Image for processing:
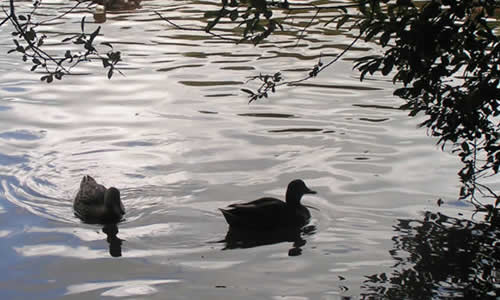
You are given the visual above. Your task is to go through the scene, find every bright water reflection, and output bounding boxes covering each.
[0,0,470,299]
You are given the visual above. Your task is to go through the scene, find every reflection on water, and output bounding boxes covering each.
[65,279,181,298]
[238,113,296,118]
[220,225,316,257]
[362,212,500,299]
[268,128,323,133]
[102,223,123,257]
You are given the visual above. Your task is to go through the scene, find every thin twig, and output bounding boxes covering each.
[287,30,362,86]
[154,11,240,42]
[295,6,321,47]
[38,1,87,25]
[282,3,359,12]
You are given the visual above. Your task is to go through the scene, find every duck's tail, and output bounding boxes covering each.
[81,175,97,185]
[219,208,239,226]
[219,208,230,221]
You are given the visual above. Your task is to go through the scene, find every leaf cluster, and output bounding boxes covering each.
[242,72,283,103]
[204,0,287,44]
[4,0,121,81]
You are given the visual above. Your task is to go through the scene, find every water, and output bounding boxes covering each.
[0,1,479,299]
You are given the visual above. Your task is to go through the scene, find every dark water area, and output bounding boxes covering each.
[0,0,497,299]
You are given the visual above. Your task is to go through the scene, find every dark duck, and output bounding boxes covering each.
[220,179,316,230]
[73,175,125,224]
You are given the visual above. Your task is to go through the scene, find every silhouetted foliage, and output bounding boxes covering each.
[204,0,289,45]
[351,0,500,209]
[361,211,500,299]
[204,0,500,207]
[2,0,121,82]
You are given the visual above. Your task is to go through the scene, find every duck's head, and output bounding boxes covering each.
[104,187,125,217]
[286,179,316,205]
[94,4,106,14]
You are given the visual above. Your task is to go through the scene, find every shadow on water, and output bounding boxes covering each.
[361,211,500,299]
[219,225,316,257]
[237,113,296,118]
[102,223,123,258]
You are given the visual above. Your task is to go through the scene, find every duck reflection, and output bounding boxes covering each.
[361,211,500,299]
[102,223,123,257]
[221,225,316,256]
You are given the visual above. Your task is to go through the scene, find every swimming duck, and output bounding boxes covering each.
[92,0,141,10]
[219,179,316,230]
[73,175,125,224]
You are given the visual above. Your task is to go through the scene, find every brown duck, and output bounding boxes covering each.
[73,175,125,224]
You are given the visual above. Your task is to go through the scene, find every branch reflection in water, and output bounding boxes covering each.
[102,223,123,258]
[361,211,500,299]
[220,225,316,257]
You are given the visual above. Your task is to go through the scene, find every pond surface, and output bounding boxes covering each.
[0,1,480,299]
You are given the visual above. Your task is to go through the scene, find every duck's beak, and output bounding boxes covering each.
[305,188,317,195]
[119,201,126,215]
[113,201,125,216]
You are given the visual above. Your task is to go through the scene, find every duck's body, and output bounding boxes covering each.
[220,179,316,230]
[93,0,141,10]
[73,175,125,224]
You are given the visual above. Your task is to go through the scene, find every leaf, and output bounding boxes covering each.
[81,17,86,32]
[364,24,381,42]
[89,26,101,44]
[107,68,114,79]
[25,29,36,42]
[241,88,255,95]
[380,31,391,47]
[102,58,110,68]
[396,0,413,6]
[62,35,76,43]
[382,58,394,75]
[230,9,239,21]
[461,141,470,153]
[101,42,113,48]
[204,10,221,18]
